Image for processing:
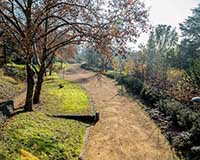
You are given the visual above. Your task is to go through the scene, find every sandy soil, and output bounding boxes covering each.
[64,64,178,160]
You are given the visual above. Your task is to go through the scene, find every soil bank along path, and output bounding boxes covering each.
[64,64,178,160]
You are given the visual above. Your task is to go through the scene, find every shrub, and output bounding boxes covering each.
[111,60,120,72]
[104,71,124,80]
[80,63,100,72]
[140,85,166,105]
[124,60,134,75]
[188,57,200,86]
[167,69,185,82]
[167,70,198,103]
[118,75,143,93]
[173,131,192,152]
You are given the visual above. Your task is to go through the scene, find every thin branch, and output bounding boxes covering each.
[0,10,25,37]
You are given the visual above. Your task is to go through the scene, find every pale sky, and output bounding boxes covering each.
[135,0,200,47]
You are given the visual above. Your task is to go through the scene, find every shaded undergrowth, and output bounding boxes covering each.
[0,69,24,100]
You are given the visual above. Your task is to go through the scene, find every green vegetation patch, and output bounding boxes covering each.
[0,74,90,160]
[0,112,86,160]
[41,74,90,115]
[0,69,24,100]
[53,62,68,72]
[104,70,125,80]
[6,63,26,70]
[5,63,26,81]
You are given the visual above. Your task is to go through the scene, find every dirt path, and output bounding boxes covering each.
[65,64,178,160]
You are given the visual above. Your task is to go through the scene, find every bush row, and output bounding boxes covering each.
[81,63,100,72]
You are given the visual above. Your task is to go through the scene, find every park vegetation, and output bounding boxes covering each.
[2,0,200,160]
[80,4,200,160]
[0,74,90,160]
[0,0,149,111]
[0,0,150,159]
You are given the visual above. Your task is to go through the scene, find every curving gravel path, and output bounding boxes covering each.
[64,64,178,160]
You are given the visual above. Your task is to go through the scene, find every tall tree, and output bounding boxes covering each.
[0,0,149,111]
[179,4,200,68]
[145,25,178,78]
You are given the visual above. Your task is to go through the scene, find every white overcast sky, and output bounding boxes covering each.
[135,0,200,47]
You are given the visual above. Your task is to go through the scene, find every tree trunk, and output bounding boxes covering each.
[3,42,6,64]
[24,64,35,111]
[104,62,108,72]
[33,69,45,104]
[61,61,63,69]
[49,62,53,76]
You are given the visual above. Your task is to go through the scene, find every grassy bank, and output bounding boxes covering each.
[0,74,90,160]
[0,69,24,100]
[41,74,90,115]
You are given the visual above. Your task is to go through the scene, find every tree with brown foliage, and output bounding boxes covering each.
[0,0,149,111]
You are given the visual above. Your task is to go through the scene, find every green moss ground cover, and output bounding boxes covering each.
[5,63,27,81]
[6,63,26,70]
[53,62,68,71]
[41,74,90,115]
[0,73,90,160]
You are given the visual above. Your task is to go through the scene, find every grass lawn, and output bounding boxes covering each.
[53,62,68,71]
[6,63,26,70]
[41,73,90,115]
[0,73,90,160]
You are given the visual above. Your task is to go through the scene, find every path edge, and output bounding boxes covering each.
[79,84,95,160]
